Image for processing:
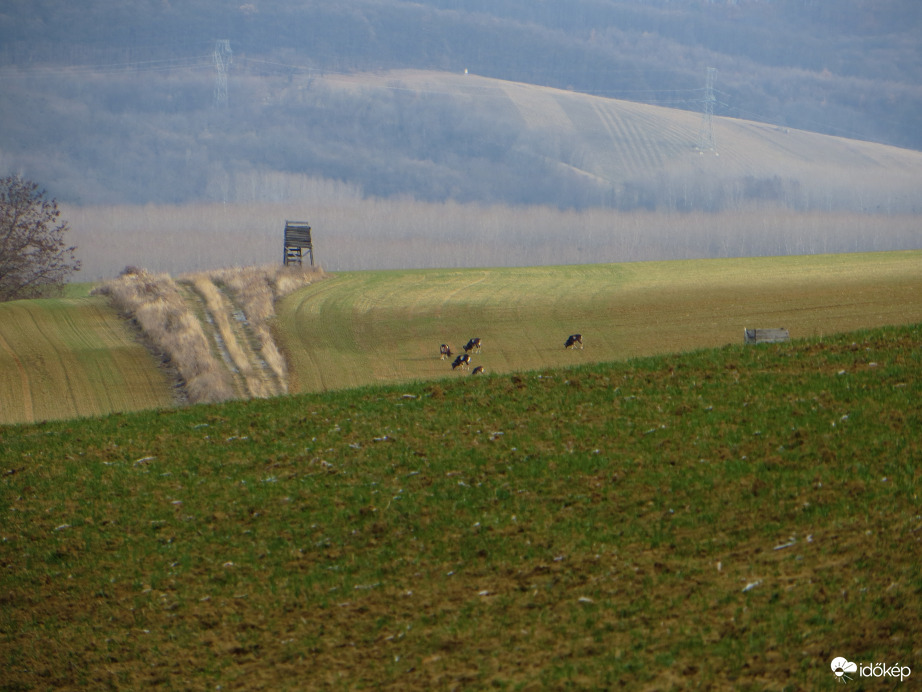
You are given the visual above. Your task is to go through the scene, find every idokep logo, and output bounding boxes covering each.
[830,656,912,683]
[830,658,858,683]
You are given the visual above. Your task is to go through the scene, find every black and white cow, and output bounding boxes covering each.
[565,334,583,349]
[439,343,453,360]
[452,354,472,370]
[463,337,482,354]
[471,365,485,375]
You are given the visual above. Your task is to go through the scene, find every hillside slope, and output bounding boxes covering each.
[2,0,921,153]
[4,252,920,425]
[0,297,173,425]
[336,69,922,211]
[2,322,919,689]
[277,251,922,394]
[3,65,921,212]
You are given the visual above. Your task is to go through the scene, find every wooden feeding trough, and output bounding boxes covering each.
[283,221,314,267]
[744,328,790,344]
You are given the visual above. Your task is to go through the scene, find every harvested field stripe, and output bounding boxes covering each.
[594,102,641,172]
[27,304,82,416]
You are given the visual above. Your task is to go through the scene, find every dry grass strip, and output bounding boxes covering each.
[94,264,323,406]
[208,265,324,395]
[186,275,275,399]
[92,268,235,404]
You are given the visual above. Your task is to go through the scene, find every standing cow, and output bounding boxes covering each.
[439,344,453,360]
[452,354,471,370]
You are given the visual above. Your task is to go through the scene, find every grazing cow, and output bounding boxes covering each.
[439,344,452,360]
[472,365,485,375]
[463,337,482,354]
[565,333,584,349]
[452,354,471,370]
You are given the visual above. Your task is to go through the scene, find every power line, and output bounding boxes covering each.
[0,56,212,79]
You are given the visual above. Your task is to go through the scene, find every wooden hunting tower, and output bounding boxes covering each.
[283,221,314,267]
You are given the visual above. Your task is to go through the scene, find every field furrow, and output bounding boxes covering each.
[0,323,33,422]
[590,100,639,176]
[596,102,658,174]
[0,298,173,425]
[621,111,668,169]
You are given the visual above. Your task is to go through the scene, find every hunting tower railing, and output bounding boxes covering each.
[283,221,313,267]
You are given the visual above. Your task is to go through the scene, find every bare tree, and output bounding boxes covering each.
[0,176,80,301]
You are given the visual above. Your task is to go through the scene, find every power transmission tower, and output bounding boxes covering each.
[696,67,717,153]
[213,40,232,108]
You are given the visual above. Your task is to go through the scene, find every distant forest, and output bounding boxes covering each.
[1,0,920,208]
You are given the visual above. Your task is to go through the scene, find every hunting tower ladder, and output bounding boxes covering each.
[283,221,314,267]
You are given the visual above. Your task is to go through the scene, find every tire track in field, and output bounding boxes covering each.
[283,276,356,392]
[25,302,82,418]
[657,110,698,154]
[76,300,173,410]
[186,277,280,399]
[0,297,173,424]
[620,111,666,169]
[212,280,286,397]
[434,271,490,318]
[53,300,114,414]
[591,100,644,175]
[0,325,33,422]
[610,105,663,171]
[178,283,248,400]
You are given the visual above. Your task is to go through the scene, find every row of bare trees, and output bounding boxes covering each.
[64,197,922,280]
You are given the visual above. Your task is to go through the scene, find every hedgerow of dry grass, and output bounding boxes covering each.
[92,268,235,404]
[207,264,324,394]
[94,264,323,406]
[186,275,272,399]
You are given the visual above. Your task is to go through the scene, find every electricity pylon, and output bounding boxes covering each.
[213,40,232,108]
[696,67,717,153]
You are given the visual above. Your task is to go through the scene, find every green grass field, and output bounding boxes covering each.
[278,251,922,393]
[1,323,919,689]
[0,297,173,425]
[2,251,920,425]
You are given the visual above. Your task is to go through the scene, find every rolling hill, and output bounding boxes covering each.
[277,251,922,393]
[3,64,922,215]
[320,69,922,212]
[38,67,922,282]
[0,296,173,425]
[3,251,920,425]
[2,320,920,688]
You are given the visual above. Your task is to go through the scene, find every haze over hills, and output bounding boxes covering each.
[2,66,921,215]
[330,69,922,213]
[1,0,921,212]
